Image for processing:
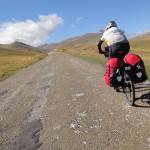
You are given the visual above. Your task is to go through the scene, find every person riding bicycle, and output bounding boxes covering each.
[98,21,130,60]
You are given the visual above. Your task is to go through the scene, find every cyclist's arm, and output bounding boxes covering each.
[98,40,104,54]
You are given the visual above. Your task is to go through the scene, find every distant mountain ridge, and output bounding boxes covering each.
[140,32,150,37]
[1,31,149,53]
[39,31,150,51]
[39,33,102,51]
[10,41,43,52]
[134,31,150,38]
[0,41,44,53]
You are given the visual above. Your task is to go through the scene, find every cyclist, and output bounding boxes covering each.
[98,21,130,92]
[98,21,130,60]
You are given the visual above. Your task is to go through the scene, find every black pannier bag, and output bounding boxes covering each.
[105,58,124,87]
[125,53,148,83]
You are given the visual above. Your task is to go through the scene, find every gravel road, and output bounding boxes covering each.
[0,52,150,150]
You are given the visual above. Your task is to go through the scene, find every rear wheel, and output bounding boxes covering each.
[123,73,135,106]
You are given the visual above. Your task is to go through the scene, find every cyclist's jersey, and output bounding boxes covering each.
[101,27,128,46]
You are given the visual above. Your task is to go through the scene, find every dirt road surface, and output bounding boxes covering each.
[0,52,150,150]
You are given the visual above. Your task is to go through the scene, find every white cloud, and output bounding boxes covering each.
[71,17,83,28]
[76,17,83,23]
[0,14,63,46]
[71,24,76,28]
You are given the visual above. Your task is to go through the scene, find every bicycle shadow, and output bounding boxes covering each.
[135,83,150,92]
[134,83,150,108]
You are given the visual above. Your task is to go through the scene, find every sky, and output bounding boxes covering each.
[0,0,150,46]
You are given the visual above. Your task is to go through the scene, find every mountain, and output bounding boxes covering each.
[134,31,150,38]
[0,41,45,53]
[141,32,150,37]
[10,41,44,53]
[40,33,102,51]
[39,31,150,52]
[97,29,105,33]
[38,43,49,49]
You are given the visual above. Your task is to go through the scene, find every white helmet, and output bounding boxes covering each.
[106,21,117,30]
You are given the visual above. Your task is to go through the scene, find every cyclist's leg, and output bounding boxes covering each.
[117,43,130,59]
[109,43,130,59]
[108,45,121,92]
[122,42,130,59]
[108,44,120,59]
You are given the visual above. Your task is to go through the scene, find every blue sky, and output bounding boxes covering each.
[0,0,150,46]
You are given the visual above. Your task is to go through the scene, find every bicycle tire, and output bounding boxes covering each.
[123,72,135,106]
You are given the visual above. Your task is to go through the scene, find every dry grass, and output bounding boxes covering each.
[0,49,46,80]
[56,38,150,79]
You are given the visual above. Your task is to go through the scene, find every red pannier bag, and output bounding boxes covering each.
[125,53,148,83]
[105,58,124,87]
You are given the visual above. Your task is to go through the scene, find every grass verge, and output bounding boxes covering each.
[67,52,150,80]
[67,52,107,66]
[0,49,46,81]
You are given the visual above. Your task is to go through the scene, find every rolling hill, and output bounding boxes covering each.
[141,32,150,37]
[39,32,150,52]
[0,41,45,53]
[39,33,102,51]
[39,31,150,52]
